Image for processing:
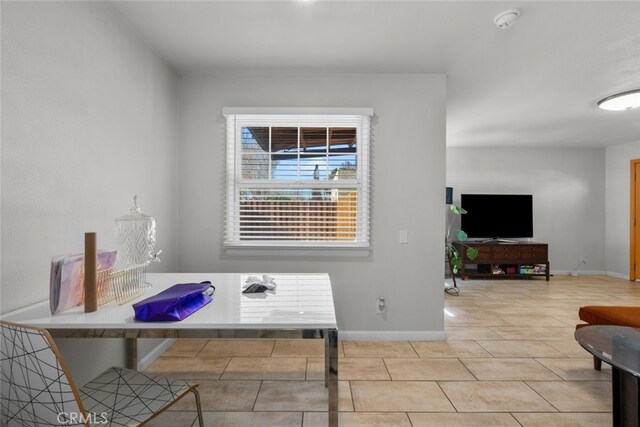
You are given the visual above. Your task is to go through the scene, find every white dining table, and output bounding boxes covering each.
[2,272,339,426]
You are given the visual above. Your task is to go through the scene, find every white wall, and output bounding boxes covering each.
[1,2,178,384]
[178,73,447,338]
[605,139,640,279]
[447,147,606,273]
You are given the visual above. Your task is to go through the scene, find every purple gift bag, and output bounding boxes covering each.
[133,282,214,322]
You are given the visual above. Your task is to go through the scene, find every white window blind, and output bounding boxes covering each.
[224,112,372,249]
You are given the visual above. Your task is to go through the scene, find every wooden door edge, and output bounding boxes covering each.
[629,159,640,281]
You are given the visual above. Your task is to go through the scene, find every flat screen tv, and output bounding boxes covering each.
[460,194,533,239]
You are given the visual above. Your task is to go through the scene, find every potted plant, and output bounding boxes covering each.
[445,205,478,295]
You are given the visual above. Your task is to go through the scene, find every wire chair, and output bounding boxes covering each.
[0,321,203,426]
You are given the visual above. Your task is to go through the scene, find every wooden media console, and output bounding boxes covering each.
[453,241,550,281]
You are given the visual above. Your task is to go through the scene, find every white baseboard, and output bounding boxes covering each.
[137,338,176,371]
[551,270,633,280]
[552,270,606,276]
[606,271,630,280]
[339,330,445,341]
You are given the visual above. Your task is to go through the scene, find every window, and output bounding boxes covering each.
[224,109,372,250]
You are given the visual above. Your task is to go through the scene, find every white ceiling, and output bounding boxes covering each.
[110,1,640,148]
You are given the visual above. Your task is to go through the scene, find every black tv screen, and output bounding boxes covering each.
[460,194,533,238]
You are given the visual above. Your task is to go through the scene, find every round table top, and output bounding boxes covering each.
[575,325,640,377]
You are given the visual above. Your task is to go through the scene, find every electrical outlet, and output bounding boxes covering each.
[377,297,386,314]
[399,230,408,244]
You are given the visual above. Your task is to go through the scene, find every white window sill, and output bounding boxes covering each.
[225,244,371,258]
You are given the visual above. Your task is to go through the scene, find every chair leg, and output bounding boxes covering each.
[191,387,204,427]
[593,356,602,371]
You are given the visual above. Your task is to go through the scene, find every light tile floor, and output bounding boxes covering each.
[146,275,640,426]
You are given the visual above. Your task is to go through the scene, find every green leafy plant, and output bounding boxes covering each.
[446,205,479,274]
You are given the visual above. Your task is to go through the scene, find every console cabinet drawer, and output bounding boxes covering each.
[492,245,520,260]
[454,242,548,263]
[461,245,491,261]
[520,245,548,261]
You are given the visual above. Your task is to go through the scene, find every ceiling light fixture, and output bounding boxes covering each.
[494,9,520,30]
[597,89,640,111]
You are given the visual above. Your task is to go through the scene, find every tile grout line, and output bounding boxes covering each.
[381,357,393,380]
[251,380,263,412]
[219,357,233,380]
[194,339,208,358]
[435,380,459,413]
[530,357,565,381]
[408,341,420,358]
[456,356,480,381]
[409,341,419,358]
[269,340,276,357]
[346,380,355,412]
[508,412,525,426]
[405,411,414,427]
[522,380,562,413]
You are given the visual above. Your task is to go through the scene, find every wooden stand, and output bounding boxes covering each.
[84,232,98,313]
[453,241,550,281]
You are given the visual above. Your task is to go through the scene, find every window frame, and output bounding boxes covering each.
[223,109,372,252]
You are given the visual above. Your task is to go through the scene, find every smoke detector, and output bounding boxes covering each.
[494,9,520,29]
